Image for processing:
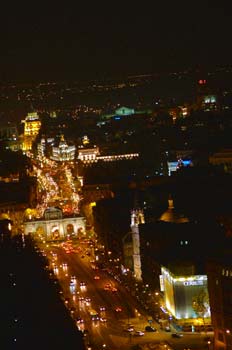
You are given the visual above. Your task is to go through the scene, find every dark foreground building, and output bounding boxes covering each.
[206,239,232,350]
[0,223,85,350]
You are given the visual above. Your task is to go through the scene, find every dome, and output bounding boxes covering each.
[158,198,189,224]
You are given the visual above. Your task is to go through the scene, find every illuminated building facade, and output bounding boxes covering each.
[37,138,46,158]
[97,153,139,162]
[100,105,150,123]
[51,135,76,162]
[21,112,41,151]
[78,146,99,162]
[161,266,209,320]
[138,197,224,327]
[24,207,86,241]
[167,159,192,176]
[115,106,135,116]
[22,112,41,137]
[196,79,219,111]
[78,145,139,164]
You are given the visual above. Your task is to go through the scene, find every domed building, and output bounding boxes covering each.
[137,196,225,325]
[50,135,76,162]
[158,197,189,224]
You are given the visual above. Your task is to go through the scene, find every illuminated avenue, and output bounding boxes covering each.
[20,152,212,350]
[1,71,232,350]
[1,2,232,349]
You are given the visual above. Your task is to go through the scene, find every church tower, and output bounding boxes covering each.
[130,209,144,281]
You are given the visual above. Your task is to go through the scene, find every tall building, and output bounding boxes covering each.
[21,112,41,151]
[196,79,218,111]
[22,112,41,137]
[206,244,232,350]
[161,265,209,322]
[123,209,144,281]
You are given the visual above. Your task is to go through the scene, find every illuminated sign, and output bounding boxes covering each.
[183,280,204,286]
[167,160,191,176]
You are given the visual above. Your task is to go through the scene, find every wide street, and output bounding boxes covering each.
[30,156,214,350]
[37,238,213,350]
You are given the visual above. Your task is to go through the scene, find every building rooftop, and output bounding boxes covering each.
[158,198,189,224]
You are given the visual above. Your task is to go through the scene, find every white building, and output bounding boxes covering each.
[51,135,76,162]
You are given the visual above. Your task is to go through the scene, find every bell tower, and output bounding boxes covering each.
[130,209,144,281]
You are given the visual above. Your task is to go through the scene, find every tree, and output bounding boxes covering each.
[192,289,210,332]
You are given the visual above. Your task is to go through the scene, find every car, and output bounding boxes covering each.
[145,326,156,332]
[94,275,100,280]
[104,283,111,290]
[85,297,91,306]
[134,330,144,336]
[71,275,77,283]
[115,306,122,312]
[124,326,134,332]
[164,326,171,332]
[171,332,183,338]
[80,281,86,287]
[100,317,107,322]
[76,317,84,324]
[91,315,99,321]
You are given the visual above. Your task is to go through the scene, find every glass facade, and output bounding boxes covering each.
[161,267,209,320]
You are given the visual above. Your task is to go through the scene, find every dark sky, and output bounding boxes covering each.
[0,1,232,82]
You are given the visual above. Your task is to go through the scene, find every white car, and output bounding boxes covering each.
[134,331,144,336]
[124,326,134,332]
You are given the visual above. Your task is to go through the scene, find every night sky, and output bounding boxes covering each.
[0,2,232,82]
